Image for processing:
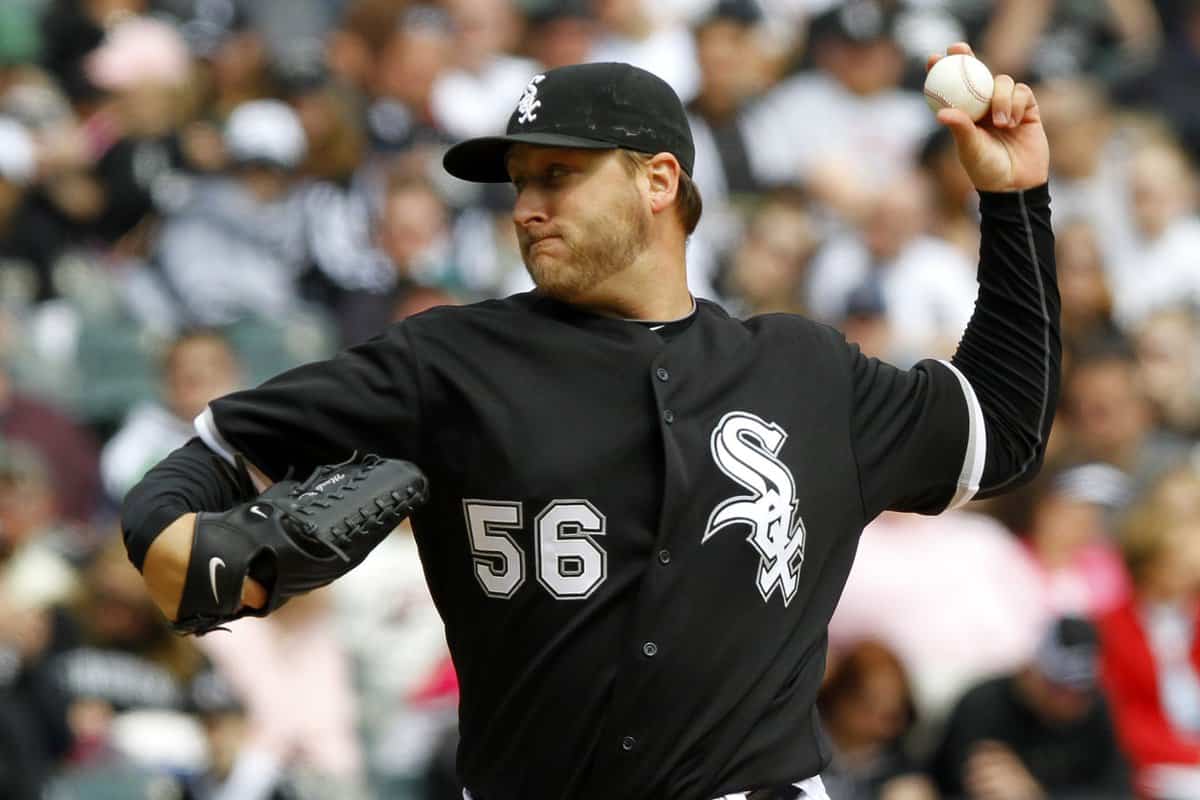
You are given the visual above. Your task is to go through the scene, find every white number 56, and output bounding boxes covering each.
[463,499,608,600]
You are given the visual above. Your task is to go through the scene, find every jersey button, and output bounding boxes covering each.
[621,736,636,751]
[642,641,658,657]
[657,549,671,565]
[655,367,670,382]
[663,409,675,424]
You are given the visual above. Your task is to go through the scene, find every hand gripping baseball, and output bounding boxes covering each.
[173,454,429,635]
[927,43,1049,193]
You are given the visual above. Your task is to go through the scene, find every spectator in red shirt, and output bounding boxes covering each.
[1099,478,1200,795]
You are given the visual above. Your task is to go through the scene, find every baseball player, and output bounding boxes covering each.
[122,43,1059,800]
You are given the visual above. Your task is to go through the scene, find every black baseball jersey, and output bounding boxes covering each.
[182,186,1057,799]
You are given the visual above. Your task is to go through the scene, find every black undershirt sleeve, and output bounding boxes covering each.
[120,437,254,571]
[953,183,1060,497]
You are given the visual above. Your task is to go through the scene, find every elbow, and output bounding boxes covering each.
[978,420,1051,498]
[1008,444,1048,491]
[120,477,184,574]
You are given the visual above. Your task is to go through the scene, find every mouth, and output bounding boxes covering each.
[528,235,562,253]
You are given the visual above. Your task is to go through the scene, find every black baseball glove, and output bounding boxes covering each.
[173,454,428,635]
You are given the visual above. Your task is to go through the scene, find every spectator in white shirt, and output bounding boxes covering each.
[687,0,774,261]
[101,330,241,502]
[742,1,933,221]
[1039,79,1138,261]
[430,0,539,141]
[155,99,310,326]
[807,171,977,362]
[588,0,702,103]
[1112,140,1200,327]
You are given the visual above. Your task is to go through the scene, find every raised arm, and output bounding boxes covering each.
[933,43,1059,497]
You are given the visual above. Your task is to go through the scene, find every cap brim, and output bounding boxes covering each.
[443,132,618,183]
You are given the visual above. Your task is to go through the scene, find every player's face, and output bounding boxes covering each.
[507,145,651,302]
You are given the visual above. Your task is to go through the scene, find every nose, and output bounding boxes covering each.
[513,187,549,229]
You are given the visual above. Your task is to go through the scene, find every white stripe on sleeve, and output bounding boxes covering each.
[194,406,237,467]
[937,359,986,510]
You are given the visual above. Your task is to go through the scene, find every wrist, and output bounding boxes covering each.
[142,513,198,621]
[978,182,1051,217]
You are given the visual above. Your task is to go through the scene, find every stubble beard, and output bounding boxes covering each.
[521,194,651,303]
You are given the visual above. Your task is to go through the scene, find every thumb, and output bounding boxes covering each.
[240,577,269,610]
[937,106,985,157]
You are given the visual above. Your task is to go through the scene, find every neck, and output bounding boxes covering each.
[568,241,693,320]
[572,278,694,320]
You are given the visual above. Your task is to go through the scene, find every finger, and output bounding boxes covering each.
[936,106,980,145]
[990,74,1016,127]
[1010,82,1034,126]
[936,106,989,170]
[241,577,268,609]
[946,41,975,57]
[926,52,943,73]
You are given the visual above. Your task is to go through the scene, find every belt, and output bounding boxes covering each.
[464,774,829,800]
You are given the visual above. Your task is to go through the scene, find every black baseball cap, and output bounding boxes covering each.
[443,62,695,183]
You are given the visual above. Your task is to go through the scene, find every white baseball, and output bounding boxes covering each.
[923,54,994,122]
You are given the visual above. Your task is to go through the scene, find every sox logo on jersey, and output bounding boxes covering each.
[703,411,807,607]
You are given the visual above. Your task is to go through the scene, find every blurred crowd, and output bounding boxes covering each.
[1,0,1199,797]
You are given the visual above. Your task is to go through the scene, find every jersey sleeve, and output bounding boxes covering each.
[849,347,983,519]
[194,322,423,480]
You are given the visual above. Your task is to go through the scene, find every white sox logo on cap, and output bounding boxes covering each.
[516,75,546,124]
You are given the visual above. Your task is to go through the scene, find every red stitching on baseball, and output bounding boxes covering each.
[959,57,990,104]
[924,88,951,108]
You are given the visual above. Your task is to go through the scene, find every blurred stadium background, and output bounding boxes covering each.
[1,0,1198,797]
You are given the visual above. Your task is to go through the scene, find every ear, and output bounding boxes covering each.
[645,153,681,216]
